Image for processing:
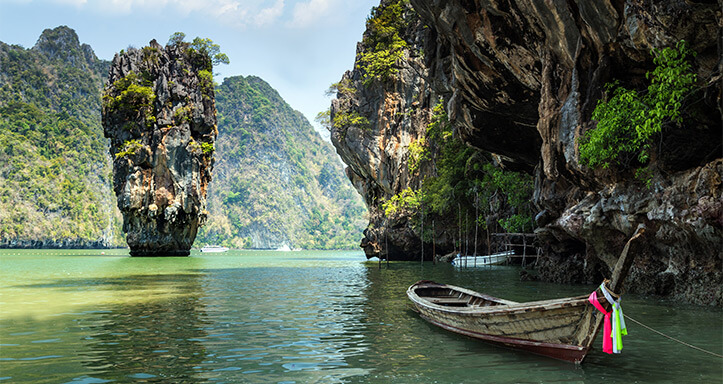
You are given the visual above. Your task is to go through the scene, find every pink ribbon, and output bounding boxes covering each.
[588,291,613,354]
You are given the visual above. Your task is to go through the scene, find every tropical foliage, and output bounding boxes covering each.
[383,102,535,235]
[167,32,230,69]
[357,0,412,85]
[0,28,124,246]
[196,76,367,249]
[579,40,697,169]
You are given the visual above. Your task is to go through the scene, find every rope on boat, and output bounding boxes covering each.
[624,314,723,359]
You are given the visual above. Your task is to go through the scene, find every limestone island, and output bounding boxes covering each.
[102,39,217,256]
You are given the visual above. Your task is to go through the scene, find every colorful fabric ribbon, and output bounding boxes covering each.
[588,291,613,354]
[588,284,627,354]
[600,283,627,353]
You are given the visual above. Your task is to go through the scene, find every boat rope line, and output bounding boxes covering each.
[624,314,723,359]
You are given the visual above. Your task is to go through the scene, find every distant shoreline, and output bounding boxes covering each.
[0,245,360,251]
[1,240,123,249]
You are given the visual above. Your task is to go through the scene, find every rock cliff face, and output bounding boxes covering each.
[333,1,721,304]
[102,40,217,256]
[330,0,438,259]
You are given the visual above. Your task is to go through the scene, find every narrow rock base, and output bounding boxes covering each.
[130,249,191,257]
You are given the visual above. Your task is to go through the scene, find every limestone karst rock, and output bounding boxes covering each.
[331,0,721,304]
[329,0,440,260]
[407,0,721,305]
[102,39,217,256]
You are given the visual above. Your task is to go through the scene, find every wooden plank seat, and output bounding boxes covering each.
[428,297,471,305]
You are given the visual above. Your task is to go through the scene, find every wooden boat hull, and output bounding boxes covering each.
[407,281,602,363]
[408,226,646,363]
[418,312,589,362]
[453,251,512,267]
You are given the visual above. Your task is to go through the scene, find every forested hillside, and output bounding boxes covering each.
[196,76,367,249]
[0,27,367,250]
[0,26,124,247]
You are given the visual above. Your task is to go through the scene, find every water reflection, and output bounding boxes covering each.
[1,251,720,383]
[186,266,372,383]
[79,273,210,382]
[353,262,723,383]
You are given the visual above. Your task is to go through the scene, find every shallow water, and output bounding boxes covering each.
[0,249,720,383]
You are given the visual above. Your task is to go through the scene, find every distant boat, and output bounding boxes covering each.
[200,245,229,253]
[276,245,291,252]
[452,250,513,267]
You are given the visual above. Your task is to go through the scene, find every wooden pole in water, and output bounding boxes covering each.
[487,223,491,255]
[505,233,510,265]
[458,203,461,256]
[421,200,424,265]
[386,231,389,268]
[474,191,478,257]
[432,220,436,265]
[465,210,469,257]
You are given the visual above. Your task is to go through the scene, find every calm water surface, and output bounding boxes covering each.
[0,249,720,383]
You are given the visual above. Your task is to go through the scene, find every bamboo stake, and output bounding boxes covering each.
[465,210,469,258]
[458,203,461,256]
[386,231,389,268]
[474,191,478,257]
[421,200,424,265]
[432,220,436,265]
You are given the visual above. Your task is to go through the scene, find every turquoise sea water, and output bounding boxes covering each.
[0,249,721,383]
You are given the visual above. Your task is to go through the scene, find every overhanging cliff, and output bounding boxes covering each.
[331,0,722,304]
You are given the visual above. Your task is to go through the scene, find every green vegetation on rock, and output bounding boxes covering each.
[196,76,367,249]
[357,0,412,85]
[580,40,697,170]
[115,139,143,159]
[384,102,535,235]
[332,110,369,130]
[102,71,156,127]
[0,27,124,246]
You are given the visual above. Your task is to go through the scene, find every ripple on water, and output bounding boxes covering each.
[62,377,112,384]
[18,355,63,361]
[127,373,156,379]
[2,251,721,383]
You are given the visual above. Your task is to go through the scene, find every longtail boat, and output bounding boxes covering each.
[407,226,646,363]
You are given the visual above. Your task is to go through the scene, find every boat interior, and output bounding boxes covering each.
[414,286,505,308]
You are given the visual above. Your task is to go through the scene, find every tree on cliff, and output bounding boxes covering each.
[357,0,413,85]
[167,32,230,68]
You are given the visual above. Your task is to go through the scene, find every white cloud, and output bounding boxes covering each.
[288,0,334,28]
[253,0,284,27]
[49,0,88,7]
[40,0,285,28]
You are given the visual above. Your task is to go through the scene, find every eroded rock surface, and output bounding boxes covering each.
[333,0,722,303]
[102,40,216,256]
[330,0,438,260]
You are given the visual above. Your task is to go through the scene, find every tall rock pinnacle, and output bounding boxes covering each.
[102,39,217,256]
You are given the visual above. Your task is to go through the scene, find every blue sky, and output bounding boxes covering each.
[0,0,378,139]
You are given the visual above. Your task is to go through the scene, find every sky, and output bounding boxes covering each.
[0,0,378,140]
